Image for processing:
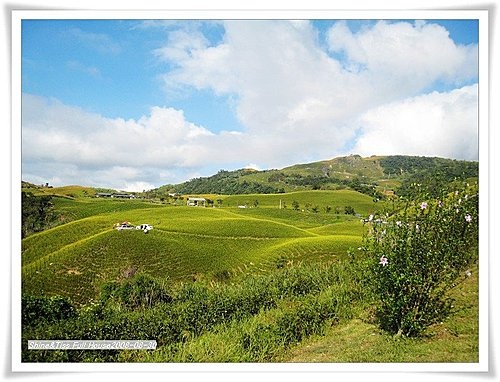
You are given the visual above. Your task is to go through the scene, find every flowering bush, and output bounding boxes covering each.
[363,182,479,337]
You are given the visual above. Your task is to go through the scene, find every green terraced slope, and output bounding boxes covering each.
[22,190,374,305]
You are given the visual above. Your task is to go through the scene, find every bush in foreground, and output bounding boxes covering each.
[363,182,478,337]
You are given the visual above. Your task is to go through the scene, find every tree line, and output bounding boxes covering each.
[173,169,282,195]
[22,192,58,238]
[268,172,383,200]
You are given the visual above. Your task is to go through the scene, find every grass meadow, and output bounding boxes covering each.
[21,188,479,363]
[23,190,369,305]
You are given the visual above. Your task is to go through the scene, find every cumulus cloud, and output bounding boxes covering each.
[160,21,351,130]
[352,84,478,160]
[22,20,479,190]
[22,94,214,166]
[155,20,478,166]
[327,20,477,94]
[22,94,217,190]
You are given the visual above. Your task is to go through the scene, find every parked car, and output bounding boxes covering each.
[136,224,153,233]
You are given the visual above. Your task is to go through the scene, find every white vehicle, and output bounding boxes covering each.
[136,224,153,233]
[116,222,135,230]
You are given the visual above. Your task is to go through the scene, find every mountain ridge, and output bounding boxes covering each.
[151,154,478,198]
[23,154,478,199]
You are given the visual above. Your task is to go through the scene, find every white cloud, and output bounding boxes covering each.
[154,29,210,63]
[155,21,366,166]
[244,163,261,171]
[352,84,478,160]
[154,20,478,167]
[122,181,156,193]
[22,94,217,190]
[327,20,477,96]
[22,94,214,167]
[22,20,479,190]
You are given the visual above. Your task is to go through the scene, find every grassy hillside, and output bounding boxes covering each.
[20,155,480,364]
[150,154,477,201]
[219,189,378,214]
[282,154,385,178]
[22,189,374,305]
[22,182,99,198]
[52,197,164,221]
[280,262,479,363]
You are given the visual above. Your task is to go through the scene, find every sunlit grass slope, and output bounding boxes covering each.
[53,197,164,221]
[22,190,375,305]
[220,190,378,215]
[279,263,479,363]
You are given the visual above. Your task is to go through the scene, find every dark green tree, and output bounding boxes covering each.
[22,192,56,238]
[344,205,355,215]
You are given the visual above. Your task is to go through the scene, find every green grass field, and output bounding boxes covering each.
[279,262,479,363]
[21,161,480,364]
[219,189,377,213]
[22,189,374,305]
[21,187,480,364]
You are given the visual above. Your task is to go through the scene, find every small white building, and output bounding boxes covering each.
[187,197,206,207]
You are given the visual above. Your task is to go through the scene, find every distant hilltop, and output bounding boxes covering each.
[148,154,478,199]
[23,154,478,200]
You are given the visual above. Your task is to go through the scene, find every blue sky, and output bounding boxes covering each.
[21,17,480,191]
[22,20,240,131]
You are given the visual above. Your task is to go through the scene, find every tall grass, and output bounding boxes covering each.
[22,260,367,362]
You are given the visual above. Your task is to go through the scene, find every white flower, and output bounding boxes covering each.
[420,202,428,210]
[379,256,389,266]
[465,214,472,223]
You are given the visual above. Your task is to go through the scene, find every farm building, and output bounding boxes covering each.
[96,192,113,198]
[187,197,206,207]
[112,193,135,199]
[96,192,135,199]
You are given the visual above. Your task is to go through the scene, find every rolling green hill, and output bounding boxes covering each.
[150,154,478,199]
[21,154,478,306]
[20,154,479,364]
[22,190,375,305]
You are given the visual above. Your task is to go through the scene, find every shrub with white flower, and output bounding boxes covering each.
[364,181,479,337]
[379,256,389,266]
